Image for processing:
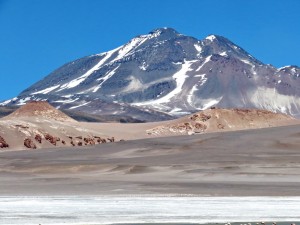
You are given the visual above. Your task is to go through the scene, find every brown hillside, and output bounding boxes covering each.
[4,101,75,122]
[146,108,298,136]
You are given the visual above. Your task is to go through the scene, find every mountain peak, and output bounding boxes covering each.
[147,27,181,39]
[150,27,179,34]
[205,34,217,41]
[4,28,300,121]
[202,34,260,63]
[204,34,232,44]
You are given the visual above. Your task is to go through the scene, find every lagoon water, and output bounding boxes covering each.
[1,196,300,225]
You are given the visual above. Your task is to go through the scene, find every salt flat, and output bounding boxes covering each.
[1,196,300,225]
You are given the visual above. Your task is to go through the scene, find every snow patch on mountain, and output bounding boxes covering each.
[240,59,254,66]
[169,107,188,115]
[0,97,18,106]
[249,87,300,116]
[93,65,120,92]
[279,65,292,70]
[219,51,228,57]
[58,49,117,91]
[144,29,162,38]
[133,60,196,108]
[113,37,147,62]
[200,97,223,110]
[69,101,91,109]
[139,62,148,71]
[62,94,73,98]
[123,76,143,93]
[194,44,202,53]
[196,56,211,72]
[206,35,216,42]
[240,58,257,76]
[169,60,197,100]
[16,97,31,106]
[54,98,79,104]
[187,85,199,107]
[195,74,207,86]
[31,85,60,95]
[169,107,183,113]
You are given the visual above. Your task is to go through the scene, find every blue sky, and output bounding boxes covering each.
[1,0,300,101]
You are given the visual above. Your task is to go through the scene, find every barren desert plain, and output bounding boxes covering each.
[1,102,300,224]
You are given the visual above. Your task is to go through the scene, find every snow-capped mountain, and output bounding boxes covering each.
[2,27,300,120]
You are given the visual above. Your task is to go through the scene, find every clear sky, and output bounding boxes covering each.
[1,0,300,101]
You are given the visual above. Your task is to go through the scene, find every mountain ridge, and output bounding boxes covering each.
[2,27,300,121]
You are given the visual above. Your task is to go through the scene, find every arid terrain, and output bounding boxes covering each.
[0,101,116,150]
[1,124,300,196]
[0,101,300,196]
[0,101,298,150]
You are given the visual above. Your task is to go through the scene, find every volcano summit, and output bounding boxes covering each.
[2,28,300,121]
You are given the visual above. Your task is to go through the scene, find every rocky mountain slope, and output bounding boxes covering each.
[2,28,300,120]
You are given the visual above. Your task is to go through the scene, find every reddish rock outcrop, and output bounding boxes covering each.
[171,122,192,131]
[0,136,9,148]
[107,137,115,142]
[44,133,57,145]
[24,138,36,149]
[199,113,211,122]
[190,114,199,121]
[190,113,211,122]
[84,137,95,145]
[195,122,207,131]
[35,134,42,143]
[97,137,107,143]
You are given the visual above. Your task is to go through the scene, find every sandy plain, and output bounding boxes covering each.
[1,124,300,196]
